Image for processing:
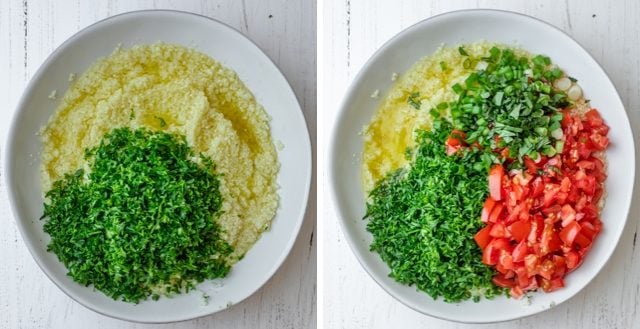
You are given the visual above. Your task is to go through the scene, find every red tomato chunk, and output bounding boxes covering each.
[475,108,608,298]
[445,130,467,156]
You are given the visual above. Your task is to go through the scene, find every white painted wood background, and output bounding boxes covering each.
[0,1,316,328]
[323,0,640,328]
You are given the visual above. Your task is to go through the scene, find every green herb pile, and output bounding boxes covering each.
[42,127,232,303]
[366,46,570,302]
[366,124,502,302]
[432,46,569,163]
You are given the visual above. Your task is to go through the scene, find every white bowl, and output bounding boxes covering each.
[329,9,634,323]
[4,10,311,323]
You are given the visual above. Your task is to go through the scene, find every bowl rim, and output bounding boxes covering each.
[328,8,634,323]
[4,9,312,324]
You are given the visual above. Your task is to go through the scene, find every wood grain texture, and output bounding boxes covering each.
[0,0,316,328]
[323,0,640,328]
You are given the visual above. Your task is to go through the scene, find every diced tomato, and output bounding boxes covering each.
[538,259,555,280]
[446,143,459,156]
[559,221,581,246]
[509,220,531,242]
[593,157,604,170]
[514,172,533,185]
[499,252,514,271]
[500,147,511,159]
[521,275,539,291]
[541,204,561,216]
[540,277,565,293]
[528,215,544,244]
[446,137,461,147]
[574,174,597,196]
[560,204,577,227]
[560,177,571,192]
[573,169,586,180]
[477,108,607,297]
[548,278,565,292]
[555,191,568,205]
[514,266,529,285]
[567,184,581,203]
[576,160,595,170]
[577,142,592,159]
[482,238,511,265]
[582,204,599,221]
[543,185,560,207]
[531,177,545,198]
[445,138,461,155]
[504,270,516,279]
[574,195,588,211]
[481,197,496,223]
[567,148,580,164]
[543,213,559,226]
[592,124,610,136]
[580,221,598,240]
[512,183,528,202]
[490,223,508,238]
[482,244,496,266]
[524,254,539,277]
[489,165,504,201]
[553,255,567,278]
[512,239,528,262]
[474,225,492,249]
[524,156,539,175]
[565,251,581,270]
[561,110,572,127]
[520,202,532,221]
[445,130,467,155]
[594,170,607,183]
[510,286,525,299]
[540,224,562,256]
[547,155,562,167]
[507,191,518,209]
[589,133,609,150]
[506,203,524,223]
[492,274,515,288]
[574,233,592,249]
[585,109,604,127]
[488,203,504,223]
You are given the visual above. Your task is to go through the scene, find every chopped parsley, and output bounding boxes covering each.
[365,123,504,302]
[41,127,232,303]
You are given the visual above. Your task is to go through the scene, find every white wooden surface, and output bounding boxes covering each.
[323,0,640,328]
[0,1,316,328]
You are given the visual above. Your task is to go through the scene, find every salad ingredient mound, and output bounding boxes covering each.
[363,42,609,302]
[365,123,502,303]
[43,128,231,303]
[40,43,279,265]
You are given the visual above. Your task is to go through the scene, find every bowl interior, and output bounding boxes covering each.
[5,10,311,323]
[330,9,634,323]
